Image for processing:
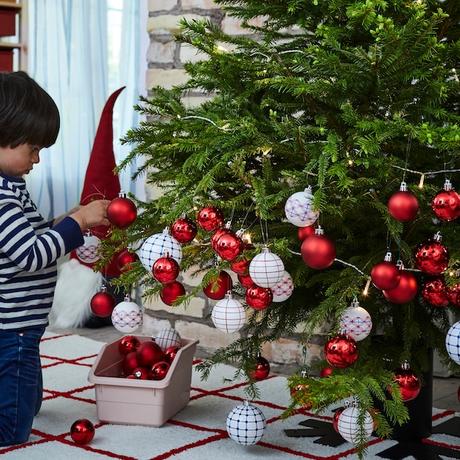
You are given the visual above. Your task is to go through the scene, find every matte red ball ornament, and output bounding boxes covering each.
[301,226,336,270]
[153,256,180,284]
[197,206,224,232]
[70,419,95,445]
[415,233,449,275]
[422,278,449,307]
[431,179,460,222]
[107,194,137,229]
[249,356,270,381]
[137,341,164,367]
[231,257,250,275]
[214,231,243,261]
[238,272,254,288]
[170,217,197,244]
[117,249,138,272]
[90,286,116,318]
[394,362,421,402]
[447,284,460,307]
[160,281,185,306]
[324,334,359,368]
[123,351,139,375]
[151,361,170,380]
[320,367,333,378]
[164,345,180,364]
[383,271,418,304]
[298,225,315,242]
[371,252,400,290]
[132,367,150,380]
[387,182,419,222]
[245,285,273,310]
[333,408,344,432]
[118,335,140,355]
[203,271,233,300]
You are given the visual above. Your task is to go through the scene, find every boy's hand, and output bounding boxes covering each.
[70,200,110,230]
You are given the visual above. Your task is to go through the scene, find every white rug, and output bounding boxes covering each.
[0,332,458,460]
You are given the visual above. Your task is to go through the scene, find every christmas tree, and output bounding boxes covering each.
[107,0,459,454]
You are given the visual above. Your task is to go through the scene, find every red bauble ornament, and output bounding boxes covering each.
[231,257,250,275]
[298,225,316,242]
[123,351,140,375]
[70,419,95,445]
[107,194,137,229]
[203,271,233,300]
[447,283,460,307]
[249,356,270,381]
[431,179,460,222]
[415,233,449,275]
[197,206,224,232]
[422,278,449,307]
[333,408,344,432]
[301,227,336,270]
[238,272,254,288]
[151,361,170,380]
[245,285,273,310]
[383,271,418,304]
[160,281,185,306]
[164,345,180,364]
[132,367,150,380]
[320,367,333,378]
[118,335,140,355]
[153,256,180,283]
[387,182,419,222]
[394,362,421,402]
[214,231,243,261]
[171,217,197,244]
[211,228,230,250]
[117,249,138,272]
[371,253,400,290]
[90,287,116,317]
[324,334,359,368]
[137,341,164,367]
[290,384,312,410]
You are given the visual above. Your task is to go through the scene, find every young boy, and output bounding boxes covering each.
[0,71,110,446]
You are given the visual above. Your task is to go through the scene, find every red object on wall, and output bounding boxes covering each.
[0,9,16,37]
[0,49,13,72]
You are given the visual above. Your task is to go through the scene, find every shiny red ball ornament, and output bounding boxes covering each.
[170,217,197,244]
[324,334,359,368]
[320,367,333,378]
[118,335,140,355]
[70,419,95,445]
[123,351,140,375]
[383,271,418,304]
[394,362,421,402]
[298,225,316,242]
[203,271,233,300]
[245,285,273,310]
[132,367,150,380]
[422,278,449,307]
[153,256,180,284]
[214,231,243,261]
[371,253,400,290]
[164,345,180,364]
[137,341,164,367]
[333,408,344,432]
[290,384,312,410]
[301,227,336,270]
[107,195,137,229]
[197,206,224,232]
[90,287,116,318]
[160,281,185,306]
[211,228,230,250]
[151,361,170,380]
[238,272,254,288]
[387,182,419,222]
[117,249,138,272]
[431,180,460,222]
[249,356,270,381]
[231,257,250,275]
[447,283,460,307]
[415,235,449,275]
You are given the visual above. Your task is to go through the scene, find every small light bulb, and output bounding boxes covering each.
[362,277,372,297]
[348,159,354,166]
[418,174,425,189]
[243,232,252,244]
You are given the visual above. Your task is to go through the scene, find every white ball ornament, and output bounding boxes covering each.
[212,292,246,333]
[154,328,182,351]
[339,298,372,342]
[75,231,101,264]
[446,321,460,365]
[111,295,142,333]
[271,271,294,302]
[138,227,182,272]
[285,186,319,227]
[249,247,284,288]
[226,401,266,446]
[337,405,373,444]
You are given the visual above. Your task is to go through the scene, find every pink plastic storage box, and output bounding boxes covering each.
[88,336,198,427]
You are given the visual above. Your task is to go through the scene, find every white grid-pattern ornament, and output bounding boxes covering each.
[284,186,319,227]
[212,294,246,333]
[337,406,373,444]
[138,228,182,272]
[75,233,101,264]
[339,300,372,341]
[446,321,460,365]
[226,401,266,446]
[272,271,294,302]
[154,328,182,351]
[111,297,142,333]
[249,247,284,288]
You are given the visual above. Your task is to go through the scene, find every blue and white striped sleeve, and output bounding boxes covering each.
[0,193,84,273]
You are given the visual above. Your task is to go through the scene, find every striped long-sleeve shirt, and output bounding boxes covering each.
[0,174,84,330]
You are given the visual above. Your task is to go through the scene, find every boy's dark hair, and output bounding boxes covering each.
[0,71,60,148]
